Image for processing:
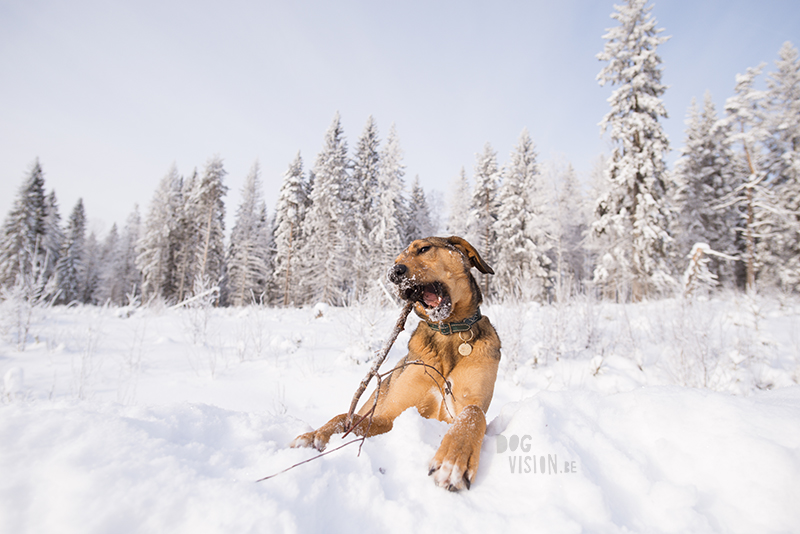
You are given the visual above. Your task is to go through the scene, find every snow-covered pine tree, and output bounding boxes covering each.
[446,167,471,237]
[672,92,741,288]
[227,162,270,306]
[721,64,774,293]
[272,153,309,306]
[0,159,48,288]
[371,124,407,278]
[81,231,102,304]
[172,170,199,303]
[136,165,183,302]
[258,204,275,304]
[95,225,118,304]
[493,130,552,301]
[105,207,143,305]
[764,42,800,291]
[41,191,64,282]
[551,162,588,294]
[349,116,381,300]
[193,157,228,299]
[56,199,87,304]
[405,176,434,242]
[298,113,350,305]
[593,0,674,300]
[469,143,500,298]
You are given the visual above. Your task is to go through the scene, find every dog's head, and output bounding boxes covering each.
[388,236,493,323]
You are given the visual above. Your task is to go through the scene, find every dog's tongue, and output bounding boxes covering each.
[423,287,442,308]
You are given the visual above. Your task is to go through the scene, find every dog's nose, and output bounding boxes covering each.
[388,263,407,284]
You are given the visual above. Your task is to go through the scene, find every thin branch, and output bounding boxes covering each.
[255,438,364,483]
[344,301,413,430]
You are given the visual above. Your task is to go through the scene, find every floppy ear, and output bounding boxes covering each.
[446,236,494,274]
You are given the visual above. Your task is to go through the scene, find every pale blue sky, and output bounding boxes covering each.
[1,0,799,233]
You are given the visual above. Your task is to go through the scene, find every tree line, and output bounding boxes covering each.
[1,0,797,308]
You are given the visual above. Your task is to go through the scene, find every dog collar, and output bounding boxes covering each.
[426,308,482,335]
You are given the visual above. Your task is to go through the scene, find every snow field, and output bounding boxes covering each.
[1,295,799,533]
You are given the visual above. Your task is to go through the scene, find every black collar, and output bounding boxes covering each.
[426,308,482,335]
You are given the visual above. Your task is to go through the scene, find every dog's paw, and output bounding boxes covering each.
[290,430,329,451]
[428,432,479,491]
[428,405,485,491]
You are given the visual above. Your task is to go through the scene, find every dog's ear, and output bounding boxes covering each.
[446,236,494,274]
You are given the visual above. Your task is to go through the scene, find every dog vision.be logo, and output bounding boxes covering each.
[496,434,578,475]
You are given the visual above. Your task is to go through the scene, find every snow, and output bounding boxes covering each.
[1,296,799,533]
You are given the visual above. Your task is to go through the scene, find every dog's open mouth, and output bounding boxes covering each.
[400,281,452,322]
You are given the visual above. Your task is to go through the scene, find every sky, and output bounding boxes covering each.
[1,0,799,235]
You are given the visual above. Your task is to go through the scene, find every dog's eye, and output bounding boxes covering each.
[418,245,431,254]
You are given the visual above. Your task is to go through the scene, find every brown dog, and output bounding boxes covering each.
[291,236,501,491]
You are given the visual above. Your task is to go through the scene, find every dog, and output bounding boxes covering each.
[291,236,501,491]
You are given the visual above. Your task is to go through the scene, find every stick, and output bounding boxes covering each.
[344,301,414,430]
[257,360,448,482]
[256,438,364,482]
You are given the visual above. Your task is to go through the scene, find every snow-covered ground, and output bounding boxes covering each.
[1,295,799,533]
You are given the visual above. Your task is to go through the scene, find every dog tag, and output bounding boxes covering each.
[458,342,472,356]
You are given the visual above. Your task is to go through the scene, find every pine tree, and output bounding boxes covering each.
[371,124,408,274]
[173,170,199,302]
[764,42,800,291]
[593,0,674,300]
[273,153,309,306]
[550,162,587,294]
[349,116,381,300]
[672,93,741,287]
[0,159,47,288]
[227,162,270,306]
[469,143,500,298]
[137,166,183,302]
[493,130,552,301]
[105,207,143,305]
[41,191,64,282]
[446,167,471,237]
[193,157,228,296]
[405,176,434,241]
[81,231,102,304]
[721,64,773,292]
[298,113,350,305]
[56,199,87,304]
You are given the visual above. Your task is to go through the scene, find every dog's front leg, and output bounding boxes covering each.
[290,413,395,451]
[290,413,349,451]
[428,404,486,491]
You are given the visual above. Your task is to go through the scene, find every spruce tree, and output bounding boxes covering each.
[173,170,199,302]
[493,130,552,301]
[469,143,500,298]
[593,0,674,300]
[81,231,102,304]
[227,162,270,306]
[349,116,381,300]
[194,157,228,296]
[446,167,471,237]
[552,163,588,290]
[111,207,143,305]
[136,166,183,302]
[0,159,48,288]
[299,113,350,305]
[672,93,741,287]
[764,42,800,291]
[273,153,309,306]
[371,124,407,273]
[41,191,64,282]
[405,176,434,241]
[56,199,87,304]
[721,64,773,292]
